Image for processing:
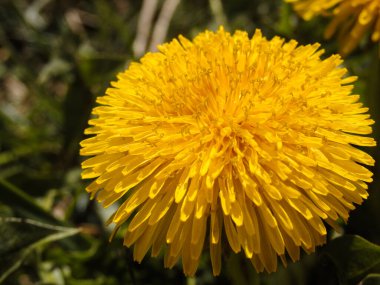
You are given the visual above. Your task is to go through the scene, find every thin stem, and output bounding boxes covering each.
[148,0,181,52]
[133,0,159,58]
[209,0,227,27]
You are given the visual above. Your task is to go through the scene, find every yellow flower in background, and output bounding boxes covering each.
[80,27,376,276]
[286,0,342,20]
[287,0,380,55]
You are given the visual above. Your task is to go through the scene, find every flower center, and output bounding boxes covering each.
[214,117,233,138]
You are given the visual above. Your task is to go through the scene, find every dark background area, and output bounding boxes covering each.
[0,0,379,284]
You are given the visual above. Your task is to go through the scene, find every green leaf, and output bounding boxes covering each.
[61,54,124,166]
[0,179,63,225]
[323,235,380,285]
[61,74,94,166]
[362,274,380,285]
[0,217,80,283]
[76,53,125,90]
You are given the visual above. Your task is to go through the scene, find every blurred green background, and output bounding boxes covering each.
[0,0,379,284]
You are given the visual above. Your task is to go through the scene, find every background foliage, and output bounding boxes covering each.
[0,0,379,284]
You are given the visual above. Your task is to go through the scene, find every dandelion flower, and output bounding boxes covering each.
[287,0,380,55]
[286,0,342,20]
[80,27,376,276]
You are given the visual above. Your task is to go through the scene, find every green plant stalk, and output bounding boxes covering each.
[0,179,64,225]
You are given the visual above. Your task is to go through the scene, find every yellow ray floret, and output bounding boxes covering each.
[286,0,380,55]
[80,27,376,276]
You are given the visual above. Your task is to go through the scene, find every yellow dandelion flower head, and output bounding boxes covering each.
[287,0,380,55]
[80,27,376,276]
